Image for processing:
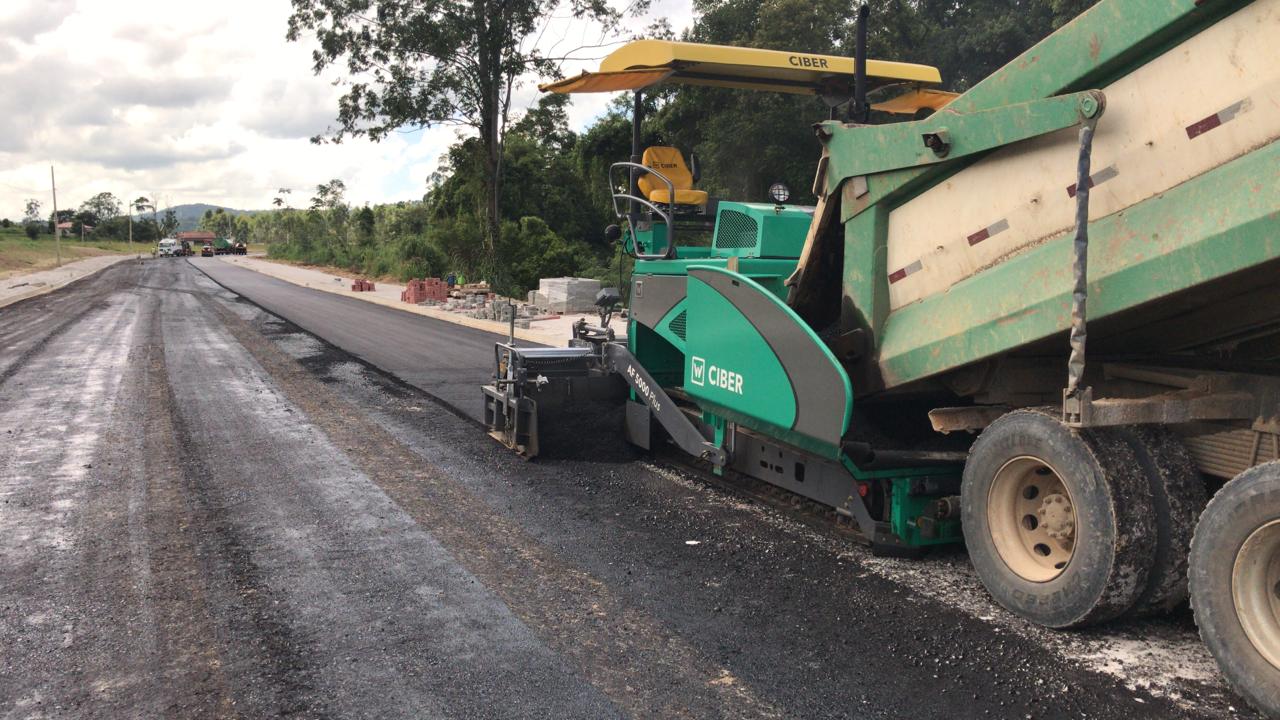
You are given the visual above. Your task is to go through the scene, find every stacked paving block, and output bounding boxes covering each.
[351,279,376,292]
[401,277,448,304]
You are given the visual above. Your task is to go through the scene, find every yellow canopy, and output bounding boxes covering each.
[541,39,943,97]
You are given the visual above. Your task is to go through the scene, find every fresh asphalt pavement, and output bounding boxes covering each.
[0,257,1257,719]
[196,257,509,420]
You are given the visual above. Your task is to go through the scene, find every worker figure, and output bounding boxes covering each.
[446,272,457,289]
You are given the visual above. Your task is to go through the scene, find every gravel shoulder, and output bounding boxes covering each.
[0,253,139,308]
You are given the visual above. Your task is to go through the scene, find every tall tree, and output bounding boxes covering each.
[79,192,122,225]
[161,209,179,237]
[286,0,626,269]
[23,198,42,225]
[310,179,346,211]
[133,196,153,226]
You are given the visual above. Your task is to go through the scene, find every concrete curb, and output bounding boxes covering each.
[0,254,140,309]
[211,256,576,346]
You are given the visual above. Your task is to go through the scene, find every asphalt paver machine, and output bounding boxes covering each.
[485,32,962,552]
[483,2,1280,712]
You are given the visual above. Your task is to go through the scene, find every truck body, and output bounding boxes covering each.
[811,0,1280,396]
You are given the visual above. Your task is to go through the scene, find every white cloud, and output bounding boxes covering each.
[0,0,694,219]
[0,0,77,41]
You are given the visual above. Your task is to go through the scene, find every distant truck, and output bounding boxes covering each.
[156,238,180,257]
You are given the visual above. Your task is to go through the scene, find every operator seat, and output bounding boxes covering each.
[638,146,709,208]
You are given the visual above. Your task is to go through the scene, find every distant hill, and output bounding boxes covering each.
[133,203,260,232]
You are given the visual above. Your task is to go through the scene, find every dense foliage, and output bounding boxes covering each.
[260,0,1094,297]
[12,192,169,244]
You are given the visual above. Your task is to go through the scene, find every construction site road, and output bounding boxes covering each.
[197,256,506,420]
[0,257,1257,719]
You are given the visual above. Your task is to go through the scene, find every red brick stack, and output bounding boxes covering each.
[351,279,376,292]
[401,277,448,304]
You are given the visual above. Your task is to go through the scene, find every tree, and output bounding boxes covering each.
[79,192,122,226]
[133,196,155,235]
[1,218,11,228]
[23,198,41,225]
[24,223,39,240]
[161,209,179,237]
[310,179,346,211]
[199,207,239,239]
[286,0,625,270]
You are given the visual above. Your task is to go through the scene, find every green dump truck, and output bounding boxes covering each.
[483,1,1280,712]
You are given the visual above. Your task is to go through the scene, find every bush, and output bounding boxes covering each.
[24,223,40,240]
[493,216,591,298]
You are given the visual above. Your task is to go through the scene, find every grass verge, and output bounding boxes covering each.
[0,229,146,280]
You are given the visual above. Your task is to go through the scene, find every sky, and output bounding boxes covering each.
[0,0,694,219]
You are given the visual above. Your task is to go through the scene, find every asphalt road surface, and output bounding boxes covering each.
[0,257,1259,719]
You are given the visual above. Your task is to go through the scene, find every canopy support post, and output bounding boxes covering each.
[853,4,869,122]
[630,90,644,220]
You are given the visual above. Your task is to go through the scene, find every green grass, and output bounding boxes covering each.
[0,230,147,279]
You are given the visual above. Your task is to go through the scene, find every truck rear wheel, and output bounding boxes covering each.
[1190,461,1280,717]
[1119,426,1206,616]
[961,410,1155,628]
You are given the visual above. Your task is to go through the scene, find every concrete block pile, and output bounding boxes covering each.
[466,299,534,323]
[534,278,601,313]
[351,279,376,292]
[401,278,448,304]
[388,276,609,332]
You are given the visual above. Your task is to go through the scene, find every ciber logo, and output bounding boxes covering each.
[689,356,743,395]
[788,55,830,69]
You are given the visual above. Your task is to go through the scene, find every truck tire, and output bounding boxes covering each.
[1119,426,1206,617]
[1190,461,1280,718]
[961,409,1155,628]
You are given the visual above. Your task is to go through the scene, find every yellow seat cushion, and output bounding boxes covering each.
[648,188,709,205]
[638,146,706,207]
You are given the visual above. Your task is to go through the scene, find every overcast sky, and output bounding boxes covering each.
[0,0,694,218]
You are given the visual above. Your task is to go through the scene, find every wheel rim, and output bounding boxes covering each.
[987,456,1076,582]
[1232,519,1280,671]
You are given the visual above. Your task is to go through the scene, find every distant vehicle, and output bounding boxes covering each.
[233,242,247,255]
[157,238,179,257]
[201,244,214,257]
[179,240,193,257]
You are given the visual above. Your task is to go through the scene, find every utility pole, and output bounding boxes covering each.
[127,194,133,247]
[50,166,61,268]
